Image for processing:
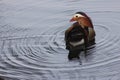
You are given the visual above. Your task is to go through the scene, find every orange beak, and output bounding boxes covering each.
[70,17,76,22]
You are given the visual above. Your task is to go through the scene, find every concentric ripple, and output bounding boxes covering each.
[1,0,120,80]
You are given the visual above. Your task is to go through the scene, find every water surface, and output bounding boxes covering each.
[0,0,120,80]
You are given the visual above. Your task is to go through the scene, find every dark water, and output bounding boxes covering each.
[0,0,120,80]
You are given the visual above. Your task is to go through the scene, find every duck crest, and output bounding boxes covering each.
[76,12,94,28]
[78,17,93,28]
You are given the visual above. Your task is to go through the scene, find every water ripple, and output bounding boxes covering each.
[1,0,120,80]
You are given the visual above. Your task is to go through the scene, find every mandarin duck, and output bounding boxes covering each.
[65,12,95,60]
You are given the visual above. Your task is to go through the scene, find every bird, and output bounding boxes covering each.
[65,12,95,60]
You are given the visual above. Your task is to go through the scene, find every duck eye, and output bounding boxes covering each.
[76,15,78,17]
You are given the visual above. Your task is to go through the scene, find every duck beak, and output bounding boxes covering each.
[70,17,75,22]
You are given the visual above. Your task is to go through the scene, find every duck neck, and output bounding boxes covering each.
[78,19,84,28]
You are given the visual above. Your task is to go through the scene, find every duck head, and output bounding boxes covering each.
[70,12,88,22]
[70,12,93,28]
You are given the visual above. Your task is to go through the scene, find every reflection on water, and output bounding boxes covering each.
[1,0,120,80]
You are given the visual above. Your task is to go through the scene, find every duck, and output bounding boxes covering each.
[65,12,96,60]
